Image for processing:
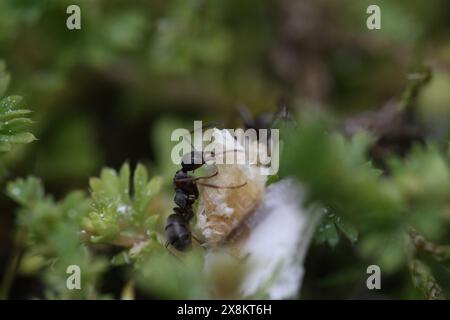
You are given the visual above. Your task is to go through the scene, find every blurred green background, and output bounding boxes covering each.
[1,0,450,299]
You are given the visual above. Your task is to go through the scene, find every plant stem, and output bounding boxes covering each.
[0,229,24,299]
[407,228,446,300]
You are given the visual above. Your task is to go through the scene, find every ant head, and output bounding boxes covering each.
[181,151,205,172]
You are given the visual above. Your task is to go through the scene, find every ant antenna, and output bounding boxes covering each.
[197,181,247,189]
[183,122,223,153]
[203,148,244,162]
[188,122,221,135]
[175,171,218,182]
[177,171,247,189]
[272,99,295,128]
[237,104,255,128]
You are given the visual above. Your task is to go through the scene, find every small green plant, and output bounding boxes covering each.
[0,62,36,298]
[3,162,229,299]
[6,177,107,299]
[279,116,450,298]
[0,62,35,176]
[86,163,163,245]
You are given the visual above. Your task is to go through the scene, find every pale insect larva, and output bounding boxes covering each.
[196,129,267,246]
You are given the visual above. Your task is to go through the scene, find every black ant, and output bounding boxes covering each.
[165,150,246,251]
[237,100,293,134]
[236,102,293,158]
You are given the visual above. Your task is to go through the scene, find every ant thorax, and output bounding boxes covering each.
[196,129,267,245]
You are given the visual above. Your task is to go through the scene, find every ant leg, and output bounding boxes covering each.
[192,234,206,250]
[197,181,247,189]
[164,241,185,262]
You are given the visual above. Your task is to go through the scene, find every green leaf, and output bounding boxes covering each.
[119,162,131,204]
[0,117,33,132]
[0,109,32,122]
[89,210,121,243]
[317,215,340,248]
[7,132,36,144]
[335,217,358,243]
[0,93,35,153]
[111,251,130,266]
[316,211,358,247]
[325,223,339,247]
[143,176,163,205]
[6,176,45,207]
[134,163,148,189]
[100,168,121,197]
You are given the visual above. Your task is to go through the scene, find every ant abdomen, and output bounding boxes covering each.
[165,214,192,251]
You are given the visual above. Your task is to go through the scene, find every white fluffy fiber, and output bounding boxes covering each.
[240,179,322,299]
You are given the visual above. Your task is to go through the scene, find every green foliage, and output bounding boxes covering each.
[280,118,450,231]
[0,61,35,153]
[6,177,107,299]
[35,118,102,183]
[134,247,209,299]
[4,164,169,299]
[87,163,163,244]
[150,0,231,75]
[279,121,404,228]
[316,211,358,247]
[408,229,449,299]
[1,0,450,300]
[279,115,450,293]
[391,146,450,205]
[7,176,43,207]
[4,162,250,299]
[0,63,36,298]
[408,257,445,300]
